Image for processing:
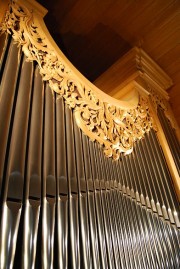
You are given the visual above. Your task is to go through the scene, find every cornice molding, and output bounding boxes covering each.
[0,0,154,160]
[95,47,172,97]
[95,46,179,132]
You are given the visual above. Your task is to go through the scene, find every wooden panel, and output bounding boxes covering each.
[38,0,180,124]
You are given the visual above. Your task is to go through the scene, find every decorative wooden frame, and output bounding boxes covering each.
[0,0,154,161]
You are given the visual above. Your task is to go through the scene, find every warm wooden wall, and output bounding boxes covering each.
[38,0,180,126]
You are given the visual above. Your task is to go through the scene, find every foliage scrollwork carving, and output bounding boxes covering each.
[0,0,154,159]
[146,85,178,130]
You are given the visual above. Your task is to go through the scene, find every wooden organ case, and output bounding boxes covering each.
[0,1,179,268]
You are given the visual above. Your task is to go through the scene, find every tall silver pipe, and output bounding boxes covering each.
[0,38,22,193]
[150,130,180,227]
[42,83,56,269]
[89,141,108,269]
[22,65,44,269]
[143,134,165,217]
[82,134,101,269]
[65,106,80,269]
[56,96,68,269]
[73,114,92,269]
[93,142,114,269]
[105,158,122,268]
[99,150,117,269]
[158,108,180,174]
[0,55,34,268]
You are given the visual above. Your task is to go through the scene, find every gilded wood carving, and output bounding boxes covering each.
[145,85,178,131]
[0,0,155,159]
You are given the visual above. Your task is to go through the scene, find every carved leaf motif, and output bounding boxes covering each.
[0,0,155,159]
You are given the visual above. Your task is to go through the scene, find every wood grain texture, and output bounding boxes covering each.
[37,0,180,125]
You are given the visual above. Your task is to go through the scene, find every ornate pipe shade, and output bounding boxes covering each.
[0,1,179,268]
[0,0,155,160]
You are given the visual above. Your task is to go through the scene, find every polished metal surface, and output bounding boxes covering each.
[158,107,180,175]
[0,33,180,269]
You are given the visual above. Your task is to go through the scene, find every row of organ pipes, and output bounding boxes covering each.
[0,17,180,269]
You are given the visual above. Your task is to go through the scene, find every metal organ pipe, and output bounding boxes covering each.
[56,96,68,269]
[0,33,179,269]
[158,107,180,175]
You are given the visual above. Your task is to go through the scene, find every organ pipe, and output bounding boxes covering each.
[0,1,179,268]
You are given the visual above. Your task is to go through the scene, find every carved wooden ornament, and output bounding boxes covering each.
[0,0,155,160]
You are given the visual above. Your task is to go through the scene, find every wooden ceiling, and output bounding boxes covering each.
[37,0,180,125]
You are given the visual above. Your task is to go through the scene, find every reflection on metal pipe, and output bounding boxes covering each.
[158,107,180,174]
[0,33,179,269]
[0,202,21,269]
